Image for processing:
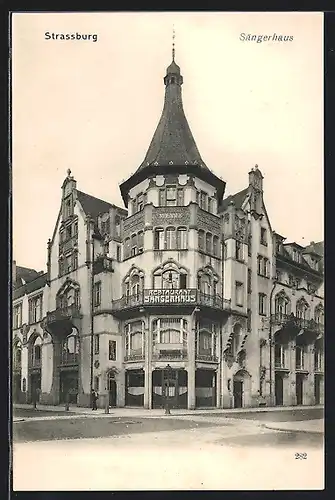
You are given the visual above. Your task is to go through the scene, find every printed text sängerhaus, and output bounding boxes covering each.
[240,33,294,43]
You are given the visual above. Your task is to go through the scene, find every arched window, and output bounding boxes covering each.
[274,291,290,318]
[31,336,42,367]
[152,318,188,344]
[166,227,176,250]
[198,230,205,251]
[296,297,310,320]
[153,262,188,290]
[206,233,212,253]
[57,282,80,311]
[13,340,22,371]
[124,269,145,303]
[125,321,145,360]
[61,329,79,365]
[197,267,219,297]
[115,215,121,237]
[196,320,218,359]
[176,227,187,250]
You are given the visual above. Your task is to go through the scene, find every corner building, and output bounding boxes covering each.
[12,55,324,409]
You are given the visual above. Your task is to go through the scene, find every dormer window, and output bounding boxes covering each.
[158,185,184,207]
[137,194,144,212]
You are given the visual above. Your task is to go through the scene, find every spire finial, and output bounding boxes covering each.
[172,25,175,61]
[67,168,71,177]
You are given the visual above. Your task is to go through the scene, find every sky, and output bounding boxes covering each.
[12,12,324,271]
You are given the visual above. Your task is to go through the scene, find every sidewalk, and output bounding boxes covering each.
[264,419,324,434]
[13,403,324,421]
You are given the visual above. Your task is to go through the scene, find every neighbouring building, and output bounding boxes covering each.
[12,52,324,409]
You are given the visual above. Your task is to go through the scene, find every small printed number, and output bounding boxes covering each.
[295,453,307,460]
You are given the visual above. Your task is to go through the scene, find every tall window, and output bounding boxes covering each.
[258,293,267,315]
[131,233,138,256]
[125,321,144,358]
[28,295,43,324]
[198,269,218,296]
[124,272,144,300]
[138,231,144,253]
[94,282,101,307]
[275,291,290,317]
[260,227,267,246]
[31,336,43,367]
[13,303,22,329]
[314,344,322,371]
[248,233,252,256]
[152,318,188,344]
[235,240,243,261]
[64,195,73,218]
[94,376,100,392]
[176,228,187,250]
[200,191,207,210]
[154,228,165,250]
[57,284,80,310]
[196,320,217,358]
[275,343,286,368]
[213,236,219,257]
[206,233,212,253]
[198,230,205,251]
[101,217,111,235]
[94,334,100,354]
[295,345,304,370]
[116,245,122,262]
[166,227,176,250]
[296,298,309,320]
[235,282,244,307]
[109,340,117,361]
[136,193,144,212]
[115,215,121,237]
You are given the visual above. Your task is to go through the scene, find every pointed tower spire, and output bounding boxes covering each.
[119,45,226,207]
[172,25,175,61]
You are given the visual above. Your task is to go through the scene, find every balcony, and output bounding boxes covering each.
[45,305,81,336]
[196,353,218,362]
[60,352,79,366]
[271,314,324,335]
[124,352,144,362]
[111,290,231,316]
[152,349,188,361]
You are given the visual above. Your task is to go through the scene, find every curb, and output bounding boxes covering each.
[263,424,324,435]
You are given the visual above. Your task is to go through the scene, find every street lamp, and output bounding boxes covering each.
[164,364,173,415]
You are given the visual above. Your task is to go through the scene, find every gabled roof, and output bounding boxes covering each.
[303,241,324,257]
[15,266,41,285]
[218,187,249,212]
[76,190,127,219]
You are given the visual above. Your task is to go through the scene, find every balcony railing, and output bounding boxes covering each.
[124,352,144,362]
[152,349,188,361]
[112,290,231,312]
[46,305,81,326]
[196,353,218,362]
[271,313,324,334]
[60,352,79,366]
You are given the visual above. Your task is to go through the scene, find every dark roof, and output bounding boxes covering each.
[13,272,48,300]
[16,266,40,284]
[76,190,127,219]
[120,59,226,206]
[303,241,324,257]
[218,187,249,212]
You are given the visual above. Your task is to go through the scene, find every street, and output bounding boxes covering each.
[13,406,324,490]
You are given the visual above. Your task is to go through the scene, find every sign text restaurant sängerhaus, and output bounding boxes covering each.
[143,289,197,305]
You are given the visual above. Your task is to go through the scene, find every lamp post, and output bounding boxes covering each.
[164,364,172,415]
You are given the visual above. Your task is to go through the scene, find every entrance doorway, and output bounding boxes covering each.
[275,373,284,406]
[233,380,243,408]
[152,369,187,409]
[195,370,216,408]
[108,375,117,407]
[60,370,78,404]
[296,374,304,405]
[125,370,144,406]
[30,371,41,403]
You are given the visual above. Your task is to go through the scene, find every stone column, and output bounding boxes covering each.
[187,315,196,410]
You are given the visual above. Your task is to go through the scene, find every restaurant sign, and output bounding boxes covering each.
[144,289,197,305]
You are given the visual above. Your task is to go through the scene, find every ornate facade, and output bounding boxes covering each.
[12,53,324,409]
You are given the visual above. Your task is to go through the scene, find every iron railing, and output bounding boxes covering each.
[60,352,79,366]
[196,353,218,362]
[152,349,188,361]
[46,305,81,325]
